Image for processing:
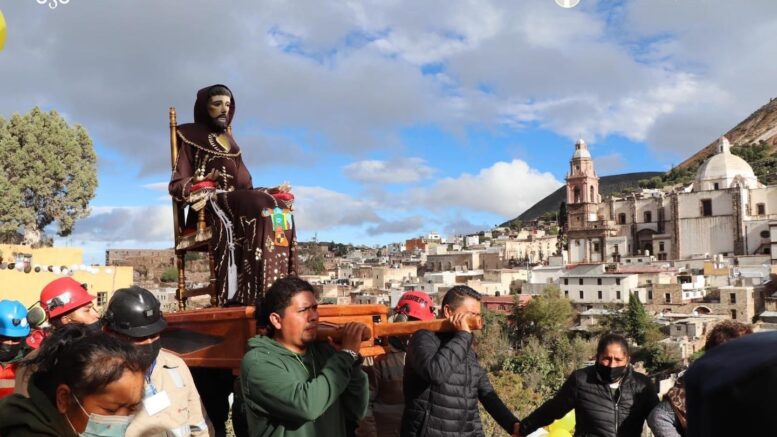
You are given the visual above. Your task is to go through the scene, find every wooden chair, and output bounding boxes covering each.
[169,107,218,309]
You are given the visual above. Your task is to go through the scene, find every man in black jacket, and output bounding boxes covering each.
[401,286,520,437]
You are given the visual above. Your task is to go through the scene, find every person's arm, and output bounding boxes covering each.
[476,363,519,434]
[341,362,370,424]
[169,141,195,201]
[406,329,472,385]
[639,376,660,425]
[241,349,357,423]
[647,400,683,437]
[519,372,577,435]
[234,154,253,190]
[178,364,214,437]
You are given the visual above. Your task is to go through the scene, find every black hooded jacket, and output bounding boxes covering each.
[520,365,658,437]
[400,330,518,437]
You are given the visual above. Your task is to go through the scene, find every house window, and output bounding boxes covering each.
[731,309,737,320]
[647,279,653,284]
[701,199,713,217]
[616,278,621,285]
[614,244,620,253]
[597,278,602,285]
[644,211,652,223]
[618,213,627,224]
[579,278,584,285]
[564,290,569,298]
[579,290,584,299]
[713,182,719,190]
[665,293,671,303]
[598,290,603,300]
[593,242,600,253]
[97,292,108,306]
[659,242,665,252]
[616,291,621,300]
[757,203,766,215]
[648,291,653,300]
[730,293,737,304]
[564,278,569,285]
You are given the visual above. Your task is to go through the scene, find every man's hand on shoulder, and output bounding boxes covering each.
[449,313,471,333]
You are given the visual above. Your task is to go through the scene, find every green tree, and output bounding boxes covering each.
[626,294,654,345]
[0,108,97,244]
[475,308,513,372]
[303,255,326,274]
[508,285,573,345]
[160,266,178,283]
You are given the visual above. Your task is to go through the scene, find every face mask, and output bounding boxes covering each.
[137,339,161,369]
[67,394,134,437]
[596,363,627,383]
[0,342,21,362]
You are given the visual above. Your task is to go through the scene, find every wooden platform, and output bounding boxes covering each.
[161,304,389,370]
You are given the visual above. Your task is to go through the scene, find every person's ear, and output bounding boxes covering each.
[442,305,452,318]
[269,312,283,331]
[55,384,72,414]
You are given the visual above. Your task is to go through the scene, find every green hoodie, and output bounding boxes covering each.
[0,374,78,437]
[240,335,369,437]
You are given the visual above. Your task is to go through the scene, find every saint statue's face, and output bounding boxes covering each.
[208,95,231,129]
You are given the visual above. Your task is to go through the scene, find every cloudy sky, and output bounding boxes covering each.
[2,0,777,263]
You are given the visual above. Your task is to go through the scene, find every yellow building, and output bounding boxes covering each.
[0,244,133,313]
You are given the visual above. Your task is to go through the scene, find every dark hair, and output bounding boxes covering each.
[257,277,317,336]
[596,333,630,359]
[704,320,752,351]
[441,285,481,311]
[208,85,232,99]
[21,324,145,406]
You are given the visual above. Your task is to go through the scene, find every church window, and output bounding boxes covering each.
[757,203,766,215]
[574,187,581,203]
[593,242,600,253]
[713,183,719,190]
[761,230,770,238]
[701,199,713,217]
[618,213,626,224]
[659,242,665,252]
[644,211,652,223]
[590,186,595,203]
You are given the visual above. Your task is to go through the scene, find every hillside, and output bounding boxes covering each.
[677,98,777,170]
[505,172,663,224]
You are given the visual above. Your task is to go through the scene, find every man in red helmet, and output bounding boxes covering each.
[357,291,436,437]
[14,277,101,396]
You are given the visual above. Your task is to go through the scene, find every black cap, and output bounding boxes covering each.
[104,286,167,338]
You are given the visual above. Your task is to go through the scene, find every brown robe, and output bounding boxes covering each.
[169,84,298,305]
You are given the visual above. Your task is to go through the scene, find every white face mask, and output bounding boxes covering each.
[66,394,134,437]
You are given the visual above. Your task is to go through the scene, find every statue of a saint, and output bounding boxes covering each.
[169,84,298,305]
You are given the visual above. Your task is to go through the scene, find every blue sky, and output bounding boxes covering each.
[1,0,777,263]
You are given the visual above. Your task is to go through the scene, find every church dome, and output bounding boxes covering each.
[573,138,591,159]
[695,136,760,190]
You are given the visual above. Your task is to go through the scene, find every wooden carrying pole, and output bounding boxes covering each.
[317,316,483,343]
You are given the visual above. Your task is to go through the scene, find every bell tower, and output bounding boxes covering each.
[565,138,608,263]
[566,138,600,230]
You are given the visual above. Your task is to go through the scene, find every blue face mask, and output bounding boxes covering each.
[66,394,134,437]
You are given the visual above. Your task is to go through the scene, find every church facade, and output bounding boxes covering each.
[565,137,777,264]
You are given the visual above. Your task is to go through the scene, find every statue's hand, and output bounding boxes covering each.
[277,181,292,193]
[197,169,221,182]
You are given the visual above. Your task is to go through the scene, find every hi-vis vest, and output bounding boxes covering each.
[0,362,18,400]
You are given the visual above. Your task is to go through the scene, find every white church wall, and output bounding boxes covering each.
[679,216,736,258]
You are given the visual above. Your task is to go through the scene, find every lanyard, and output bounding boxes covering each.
[294,352,316,378]
[144,359,157,397]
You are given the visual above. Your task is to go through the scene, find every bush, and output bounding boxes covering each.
[160,266,178,283]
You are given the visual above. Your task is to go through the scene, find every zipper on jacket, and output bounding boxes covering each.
[613,385,622,435]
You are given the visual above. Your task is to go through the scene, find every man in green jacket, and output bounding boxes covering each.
[240,277,370,437]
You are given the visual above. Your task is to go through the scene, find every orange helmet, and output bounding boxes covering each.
[395,291,435,321]
[40,277,96,319]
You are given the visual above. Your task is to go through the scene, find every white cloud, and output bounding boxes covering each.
[408,160,562,218]
[292,186,382,232]
[343,157,436,184]
[68,206,172,244]
[366,216,425,236]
